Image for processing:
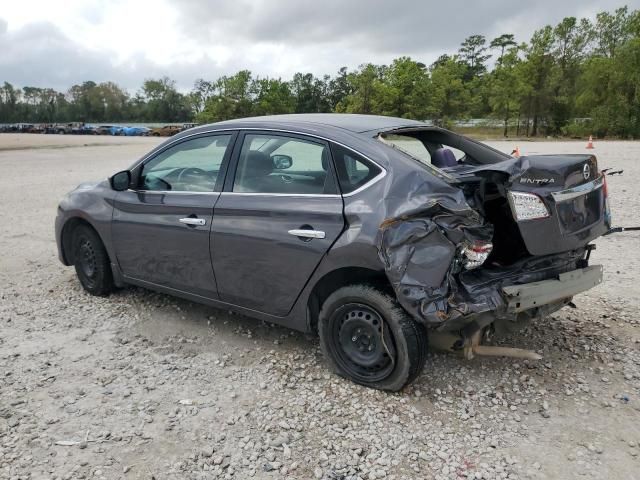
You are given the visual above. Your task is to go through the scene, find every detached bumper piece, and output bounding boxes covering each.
[502,265,603,313]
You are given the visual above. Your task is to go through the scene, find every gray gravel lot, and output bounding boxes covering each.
[1,134,639,480]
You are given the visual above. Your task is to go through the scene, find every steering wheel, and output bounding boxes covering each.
[176,167,207,185]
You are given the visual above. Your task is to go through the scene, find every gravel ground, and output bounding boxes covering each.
[0,134,639,480]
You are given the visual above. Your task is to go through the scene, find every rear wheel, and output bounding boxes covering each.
[72,225,113,296]
[318,285,427,391]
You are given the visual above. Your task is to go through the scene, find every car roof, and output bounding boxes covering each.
[204,113,426,134]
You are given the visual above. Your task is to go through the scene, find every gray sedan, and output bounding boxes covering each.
[56,114,609,390]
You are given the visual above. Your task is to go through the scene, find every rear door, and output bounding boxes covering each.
[112,132,236,298]
[211,131,344,316]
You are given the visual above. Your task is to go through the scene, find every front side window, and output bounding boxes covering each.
[233,134,334,194]
[140,135,231,192]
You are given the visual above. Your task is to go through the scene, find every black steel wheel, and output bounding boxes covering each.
[319,285,427,391]
[72,225,114,296]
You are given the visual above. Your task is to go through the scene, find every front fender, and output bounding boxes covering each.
[55,180,117,266]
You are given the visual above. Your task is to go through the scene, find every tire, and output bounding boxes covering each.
[72,225,114,296]
[318,285,427,391]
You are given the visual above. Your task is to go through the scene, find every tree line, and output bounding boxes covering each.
[1,6,639,138]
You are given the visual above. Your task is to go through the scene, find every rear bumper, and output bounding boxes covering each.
[502,265,603,313]
[426,249,598,331]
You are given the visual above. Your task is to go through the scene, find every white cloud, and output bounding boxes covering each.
[1,0,638,91]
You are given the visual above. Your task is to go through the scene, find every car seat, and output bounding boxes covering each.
[236,151,274,192]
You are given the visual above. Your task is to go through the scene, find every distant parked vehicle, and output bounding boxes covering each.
[75,124,97,135]
[22,124,45,133]
[122,126,150,136]
[95,125,123,136]
[150,125,181,137]
[0,124,19,133]
[182,123,198,131]
[45,123,73,134]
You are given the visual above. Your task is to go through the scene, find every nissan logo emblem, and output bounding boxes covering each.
[583,163,591,180]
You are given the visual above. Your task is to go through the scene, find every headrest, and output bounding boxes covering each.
[431,148,457,168]
[321,147,330,171]
[243,150,273,177]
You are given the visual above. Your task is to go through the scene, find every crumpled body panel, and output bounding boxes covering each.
[374,167,495,327]
[374,153,593,330]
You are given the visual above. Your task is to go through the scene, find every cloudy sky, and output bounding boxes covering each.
[1,0,637,92]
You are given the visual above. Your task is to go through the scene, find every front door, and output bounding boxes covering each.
[112,132,235,298]
[211,131,345,316]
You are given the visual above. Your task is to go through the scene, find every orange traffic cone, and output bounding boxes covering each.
[586,135,595,149]
[511,146,521,158]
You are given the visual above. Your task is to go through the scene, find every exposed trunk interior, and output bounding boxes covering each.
[480,182,529,266]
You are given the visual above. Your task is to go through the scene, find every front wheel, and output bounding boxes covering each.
[318,285,427,391]
[72,225,114,296]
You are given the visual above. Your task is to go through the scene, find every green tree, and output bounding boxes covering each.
[376,57,430,118]
[488,47,524,136]
[327,67,352,110]
[490,34,517,64]
[190,79,215,116]
[197,70,255,123]
[459,35,491,79]
[594,6,632,58]
[3,6,640,136]
[337,64,384,114]
[522,26,555,135]
[252,78,295,115]
[142,77,190,122]
[429,56,470,122]
[548,17,592,132]
[0,82,19,122]
[290,73,331,113]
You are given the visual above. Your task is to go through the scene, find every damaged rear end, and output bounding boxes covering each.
[376,130,609,357]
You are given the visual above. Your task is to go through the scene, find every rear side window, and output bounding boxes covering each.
[331,144,381,194]
[233,133,336,194]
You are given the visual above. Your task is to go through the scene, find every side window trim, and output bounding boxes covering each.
[222,129,339,196]
[131,131,238,193]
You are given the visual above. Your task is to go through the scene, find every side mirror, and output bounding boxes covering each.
[272,154,293,170]
[110,170,131,191]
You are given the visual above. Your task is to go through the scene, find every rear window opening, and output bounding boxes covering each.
[381,133,467,166]
[377,128,511,171]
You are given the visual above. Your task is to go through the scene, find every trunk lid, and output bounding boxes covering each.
[451,154,610,257]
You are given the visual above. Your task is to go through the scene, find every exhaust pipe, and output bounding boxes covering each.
[466,344,542,361]
[428,330,542,361]
[463,330,542,361]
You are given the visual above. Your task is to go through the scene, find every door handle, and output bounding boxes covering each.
[179,217,206,226]
[288,229,326,239]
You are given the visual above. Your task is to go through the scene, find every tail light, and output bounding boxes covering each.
[462,241,493,269]
[507,191,550,221]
